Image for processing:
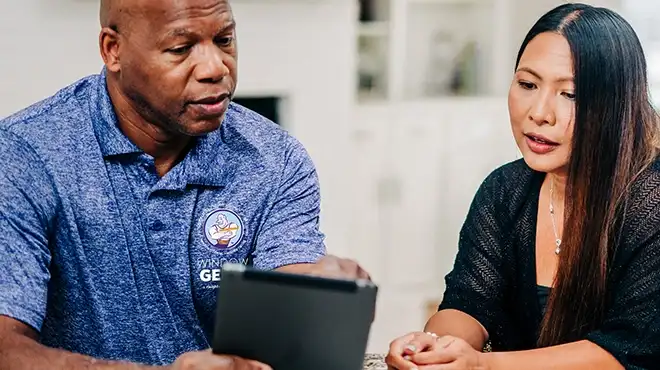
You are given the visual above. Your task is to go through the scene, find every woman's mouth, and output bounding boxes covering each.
[524,133,559,154]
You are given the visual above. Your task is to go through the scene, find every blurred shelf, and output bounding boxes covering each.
[358,21,390,37]
[355,0,511,103]
[408,0,489,4]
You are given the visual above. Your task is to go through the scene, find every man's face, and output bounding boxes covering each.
[114,0,237,136]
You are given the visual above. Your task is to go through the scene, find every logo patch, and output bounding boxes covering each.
[203,209,244,251]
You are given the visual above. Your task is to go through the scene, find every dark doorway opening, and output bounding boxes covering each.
[232,96,281,125]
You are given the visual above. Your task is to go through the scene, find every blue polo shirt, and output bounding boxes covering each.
[0,71,326,365]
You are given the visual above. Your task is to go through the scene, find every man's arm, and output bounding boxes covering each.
[276,256,371,280]
[251,135,369,280]
[0,316,272,370]
[0,316,157,370]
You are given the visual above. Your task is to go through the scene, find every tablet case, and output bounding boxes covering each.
[212,263,378,370]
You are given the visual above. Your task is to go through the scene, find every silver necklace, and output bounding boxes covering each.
[549,177,562,255]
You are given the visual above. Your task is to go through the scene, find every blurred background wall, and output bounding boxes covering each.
[1,0,658,354]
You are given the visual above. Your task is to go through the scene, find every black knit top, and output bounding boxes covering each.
[438,159,660,369]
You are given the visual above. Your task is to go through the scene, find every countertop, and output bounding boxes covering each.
[363,354,387,370]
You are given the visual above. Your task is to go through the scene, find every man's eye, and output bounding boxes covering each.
[216,37,234,47]
[168,45,192,55]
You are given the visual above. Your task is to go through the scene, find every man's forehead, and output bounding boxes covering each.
[136,0,232,23]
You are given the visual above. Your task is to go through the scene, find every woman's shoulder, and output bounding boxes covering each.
[479,158,538,197]
[627,156,660,206]
[473,158,539,212]
[484,158,535,185]
[621,156,660,244]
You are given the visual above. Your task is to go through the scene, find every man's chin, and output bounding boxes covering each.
[181,116,224,136]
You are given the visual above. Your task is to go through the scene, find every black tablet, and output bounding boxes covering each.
[212,263,378,370]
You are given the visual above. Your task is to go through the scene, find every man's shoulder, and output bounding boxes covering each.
[222,102,307,159]
[0,75,98,147]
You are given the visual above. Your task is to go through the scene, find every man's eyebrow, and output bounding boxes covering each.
[218,20,236,33]
[161,20,236,41]
[163,28,194,39]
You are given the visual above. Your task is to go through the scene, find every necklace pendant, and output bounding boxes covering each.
[555,246,561,255]
[555,239,561,255]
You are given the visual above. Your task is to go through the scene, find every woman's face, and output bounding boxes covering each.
[508,32,576,174]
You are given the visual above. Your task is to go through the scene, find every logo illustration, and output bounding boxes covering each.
[203,209,244,250]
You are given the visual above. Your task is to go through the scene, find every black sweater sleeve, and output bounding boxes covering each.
[585,163,660,369]
[438,164,518,340]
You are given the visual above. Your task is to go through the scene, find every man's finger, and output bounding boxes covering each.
[243,358,273,370]
[337,258,360,275]
[357,265,371,280]
[221,355,272,370]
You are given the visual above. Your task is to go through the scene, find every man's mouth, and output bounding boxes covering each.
[188,93,231,117]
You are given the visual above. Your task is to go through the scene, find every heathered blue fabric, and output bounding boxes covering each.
[0,71,326,365]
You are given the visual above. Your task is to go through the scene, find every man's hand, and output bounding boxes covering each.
[169,350,272,370]
[277,255,371,280]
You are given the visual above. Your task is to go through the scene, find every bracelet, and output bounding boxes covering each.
[425,331,439,339]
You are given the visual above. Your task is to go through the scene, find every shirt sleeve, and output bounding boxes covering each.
[585,216,660,367]
[438,168,512,340]
[251,135,326,270]
[0,129,57,332]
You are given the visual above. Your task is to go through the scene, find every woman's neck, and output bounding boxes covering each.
[548,171,568,204]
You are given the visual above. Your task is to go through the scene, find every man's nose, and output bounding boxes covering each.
[194,45,230,83]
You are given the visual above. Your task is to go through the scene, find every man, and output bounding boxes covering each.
[0,0,369,369]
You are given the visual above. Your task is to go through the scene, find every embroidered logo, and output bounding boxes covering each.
[203,209,244,251]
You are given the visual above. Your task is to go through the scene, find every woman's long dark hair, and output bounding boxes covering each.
[514,3,660,347]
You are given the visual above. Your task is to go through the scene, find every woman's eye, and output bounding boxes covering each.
[518,81,536,90]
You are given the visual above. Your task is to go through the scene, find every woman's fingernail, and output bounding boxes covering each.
[405,344,417,352]
[403,355,411,360]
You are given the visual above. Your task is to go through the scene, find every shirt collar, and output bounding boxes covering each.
[90,69,142,158]
[179,129,227,188]
[90,69,226,188]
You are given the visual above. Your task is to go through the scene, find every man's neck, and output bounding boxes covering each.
[107,79,191,177]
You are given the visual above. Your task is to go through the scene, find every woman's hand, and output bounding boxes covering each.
[386,332,488,370]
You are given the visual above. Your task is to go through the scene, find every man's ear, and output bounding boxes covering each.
[99,27,121,73]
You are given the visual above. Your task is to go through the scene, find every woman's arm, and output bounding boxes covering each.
[424,309,488,351]
[482,340,623,370]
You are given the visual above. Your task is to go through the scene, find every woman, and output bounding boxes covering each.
[386,3,660,370]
